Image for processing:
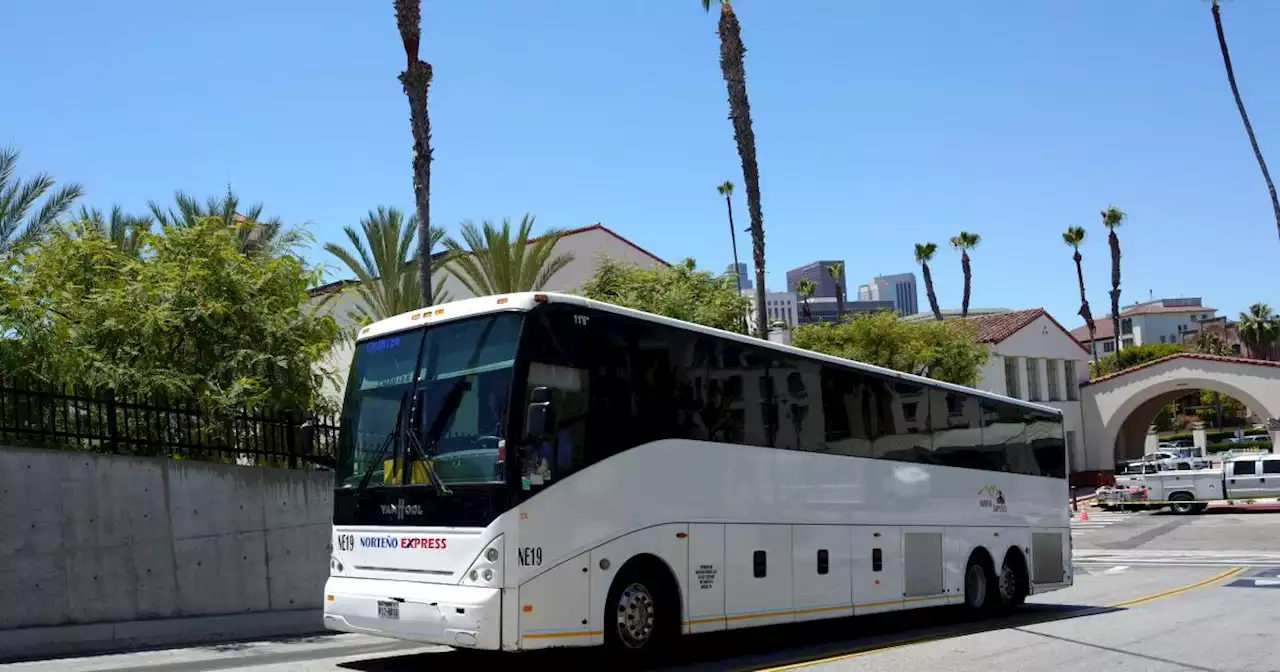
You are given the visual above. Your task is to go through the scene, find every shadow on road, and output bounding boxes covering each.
[338,603,1122,671]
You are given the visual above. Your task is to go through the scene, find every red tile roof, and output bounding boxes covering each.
[964,308,1091,355]
[1081,352,1280,387]
[1070,319,1115,343]
[308,222,667,297]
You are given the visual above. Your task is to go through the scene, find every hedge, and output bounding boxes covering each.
[1206,441,1272,454]
[1163,429,1254,443]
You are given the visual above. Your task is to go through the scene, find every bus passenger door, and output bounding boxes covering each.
[852,526,903,615]
[687,523,726,634]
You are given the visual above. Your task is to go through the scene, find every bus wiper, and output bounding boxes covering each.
[408,377,471,496]
[355,391,409,492]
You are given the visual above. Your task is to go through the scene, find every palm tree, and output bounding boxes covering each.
[148,190,306,257]
[717,180,744,291]
[949,231,980,318]
[703,0,768,339]
[826,262,845,319]
[72,205,153,257]
[1100,206,1126,353]
[1238,302,1280,361]
[913,242,943,321]
[442,214,574,296]
[795,278,816,323]
[323,206,449,326]
[0,146,84,256]
[1062,225,1100,372]
[1211,0,1280,244]
[394,0,437,308]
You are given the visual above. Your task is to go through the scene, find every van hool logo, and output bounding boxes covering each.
[380,498,424,520]
[978,485,1007,513]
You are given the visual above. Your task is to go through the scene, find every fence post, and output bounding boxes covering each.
[105,390,120,454]
[299,410,316,468]
[285,410,300,470]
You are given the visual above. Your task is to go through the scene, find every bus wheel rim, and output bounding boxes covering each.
[967,565,987,607]
[616,582,656,648]
[999,563,1017,602]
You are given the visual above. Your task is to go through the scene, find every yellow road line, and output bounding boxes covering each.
[751,566,1246,672]
[1106,566,1245,608]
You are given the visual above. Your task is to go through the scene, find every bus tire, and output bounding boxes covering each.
[997,549,1029,610]
[963,550,999,615]
[603,557,679,659]
[1168,492,1197,515]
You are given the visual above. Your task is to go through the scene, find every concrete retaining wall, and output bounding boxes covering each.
[0,446,334,661]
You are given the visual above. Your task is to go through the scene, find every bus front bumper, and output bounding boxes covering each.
[323,576,502,650]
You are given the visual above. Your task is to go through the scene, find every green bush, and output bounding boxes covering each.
[1163,429,1244,444]
[1206,441,1272,454]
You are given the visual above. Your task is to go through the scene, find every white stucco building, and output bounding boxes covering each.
[1070,297,1218,358]
[745,290,798,330]
[309,223,667,402]
[966,309,1094,474]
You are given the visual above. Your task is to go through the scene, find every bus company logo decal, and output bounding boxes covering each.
[360,536,401,549]
[978,485,1007,513]
[380,499,424,520]
[357,536,448,550]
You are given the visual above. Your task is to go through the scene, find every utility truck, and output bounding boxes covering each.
[1119,452,1280,514]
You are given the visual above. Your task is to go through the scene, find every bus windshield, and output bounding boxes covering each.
[336,312,523,489]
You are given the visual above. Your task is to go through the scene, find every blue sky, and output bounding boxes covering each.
[3,0,1278,329]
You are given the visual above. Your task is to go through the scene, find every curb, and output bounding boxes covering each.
[0,609,325,664]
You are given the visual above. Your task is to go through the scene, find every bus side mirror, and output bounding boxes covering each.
[524,386,555,443]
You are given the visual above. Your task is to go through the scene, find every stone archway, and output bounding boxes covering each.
[1080,354,1280,470]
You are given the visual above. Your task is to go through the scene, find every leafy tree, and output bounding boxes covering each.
[792,310,989,387]
[71,205,153,257]
[579,256,750,333]
[393,0,437,308]
[913,242,943,321]
[0,219,340,418]
[703,0,768,338]
[949,231,980,318]
[0,146,84,256]
[148,189,307,257]
[442,214,573,296]
[323,206,449,328]
[1094,342,1183,378]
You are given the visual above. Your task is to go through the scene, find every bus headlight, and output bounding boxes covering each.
[485,548,499,562]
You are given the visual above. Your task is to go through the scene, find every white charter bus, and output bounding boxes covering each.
[323,292,1072,656]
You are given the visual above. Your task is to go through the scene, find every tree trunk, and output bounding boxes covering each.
[400,60,435,309]
[1109,229,1122,354]
[725,193,747,333]
[717,3,768,339]
[922,262,943,321]
[1212,1,1280,245]
[1074,250,1100,372]
[835,285,845,320]
[960,250,972,319]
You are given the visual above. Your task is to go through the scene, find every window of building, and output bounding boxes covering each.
[1120,318,1132,335]
[1004,356,1021,398]
[1103,341,1115,354]
[1064,361,1078,401]
[1025,358,1042,401]
[1046,359,1061,401]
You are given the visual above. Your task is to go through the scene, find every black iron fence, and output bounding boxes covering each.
[0,377,340,469]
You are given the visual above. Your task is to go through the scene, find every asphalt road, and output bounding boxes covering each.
[8,508,1280,672]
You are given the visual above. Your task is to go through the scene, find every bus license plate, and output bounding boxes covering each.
[377,600,399,620]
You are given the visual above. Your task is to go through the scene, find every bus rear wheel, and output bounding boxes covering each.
[997,552,1029,610]
[963,553,1000,615]
[604,560,678,659]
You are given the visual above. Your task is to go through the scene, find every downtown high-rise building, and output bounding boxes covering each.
[726,262,752,291]
[857,272,919,316]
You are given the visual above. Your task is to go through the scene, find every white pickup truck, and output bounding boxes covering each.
[1127,453,1280,514]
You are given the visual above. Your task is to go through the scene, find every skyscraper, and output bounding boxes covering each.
[858,272,918,316]
[726,262,752,291]
[785,260,845,299]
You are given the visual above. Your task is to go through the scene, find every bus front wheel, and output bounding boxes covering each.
[604,558,679,658]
